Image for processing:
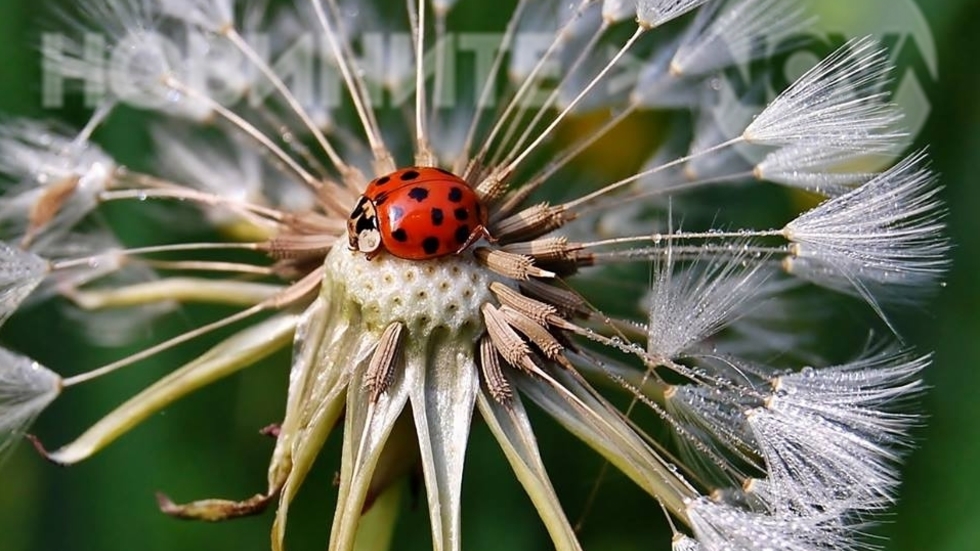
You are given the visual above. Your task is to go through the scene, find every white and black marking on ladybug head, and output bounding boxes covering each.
[357,228,382,254]
[347,195,382,256]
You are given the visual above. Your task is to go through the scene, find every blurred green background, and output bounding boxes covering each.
[1,1,978,550]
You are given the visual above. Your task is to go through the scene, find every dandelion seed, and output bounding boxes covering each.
[754,142,892,196]
[0,242,48,327]
[670,0,811,77]
[686,497,853,551]
[783,151,949,306]
[0,348,61,467]
[746,350,928,514]
[647,243,774,359]
[743,37,906,149]
[0,122,115,249]
[637,0,713,28]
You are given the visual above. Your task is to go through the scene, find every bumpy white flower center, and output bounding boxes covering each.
[323,245,498,339]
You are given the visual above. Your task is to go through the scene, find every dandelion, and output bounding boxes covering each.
[0,0,948,550]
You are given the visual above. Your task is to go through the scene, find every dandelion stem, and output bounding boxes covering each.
[570,171,756,219]
[74,101,115,147]
[428,7,449,132]
[583,229,785,249]
[141,259,275,275]
[413,0,434,165]
[495,21,611,168]
[498,103,638,217]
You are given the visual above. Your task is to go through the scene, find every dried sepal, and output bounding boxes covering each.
[40,313,297,467]
[476,387,582,550]
[363,322,405,402]
[479,335,513,404]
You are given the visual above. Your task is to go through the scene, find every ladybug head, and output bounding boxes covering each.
[347,196,382,257]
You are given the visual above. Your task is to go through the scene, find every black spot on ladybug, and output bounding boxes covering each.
[454,225,471,245]
[400,170,421,181]
[431,208,444,226]
[389,205,405,221]
[374,192,389,206]
[453,207,469,221]
[448,187,463,203]
[408,187,429,202]
[376,176,391,185]
[422,236,440,255]
[392,228,409,242]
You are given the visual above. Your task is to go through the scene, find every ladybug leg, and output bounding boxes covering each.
[454,224,493,255]
[480,225,498,244]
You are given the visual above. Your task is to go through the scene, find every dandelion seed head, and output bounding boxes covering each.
[647,245,774,359]
[324,245,498,337]
[0,1,949,550]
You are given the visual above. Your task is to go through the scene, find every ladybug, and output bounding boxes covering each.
[347,167,491,260]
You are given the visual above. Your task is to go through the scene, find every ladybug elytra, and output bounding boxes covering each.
[347,167,490,260]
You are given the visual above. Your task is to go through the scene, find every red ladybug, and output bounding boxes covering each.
[347,167,490,260]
